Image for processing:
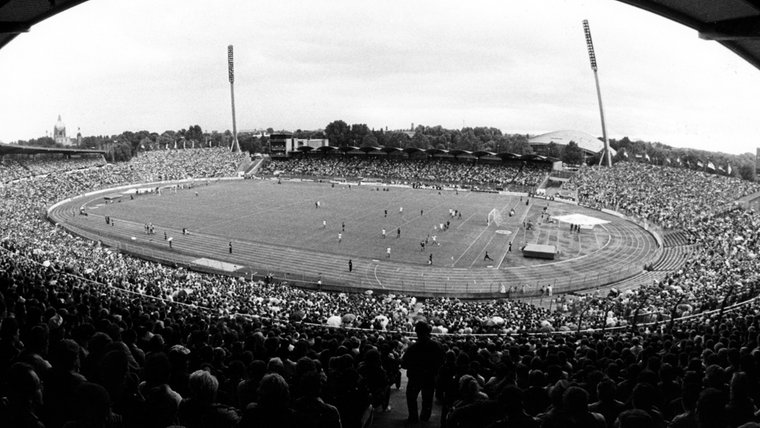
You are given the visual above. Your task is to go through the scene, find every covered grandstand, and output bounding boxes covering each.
[529,130,617,158]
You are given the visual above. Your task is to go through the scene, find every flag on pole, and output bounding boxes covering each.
[707,161,715,171]
[697,160,704,169]
[645,153,651,162]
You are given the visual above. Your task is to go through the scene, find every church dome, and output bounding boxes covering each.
[54,115,65,131]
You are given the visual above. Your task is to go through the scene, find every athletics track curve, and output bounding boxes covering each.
[48,179,661,298]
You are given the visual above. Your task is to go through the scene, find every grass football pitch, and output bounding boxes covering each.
[93,180,609,269]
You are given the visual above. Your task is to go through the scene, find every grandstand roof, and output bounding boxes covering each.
[619,0,760,71]
[0,0,89,50]
[304,145,555,162]
[528,130,618,156]
[0,142,104,156]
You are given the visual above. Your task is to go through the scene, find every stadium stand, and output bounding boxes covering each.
[3,153,760,427]
[262,156,549,192]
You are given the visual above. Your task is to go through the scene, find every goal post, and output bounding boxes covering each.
[487,208,503,226]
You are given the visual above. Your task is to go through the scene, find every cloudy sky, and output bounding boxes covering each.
[1,0,759,154]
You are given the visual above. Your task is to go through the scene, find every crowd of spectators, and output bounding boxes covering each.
[0,155,106,184]
[3,153,760,427]
[561,162,760,230]
[262,156,549,191]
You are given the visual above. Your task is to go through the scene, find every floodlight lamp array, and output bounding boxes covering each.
[228,45,234,83]
[583,20,598,71]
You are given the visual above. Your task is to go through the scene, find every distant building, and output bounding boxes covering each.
[53,115,77,146]
[239,128,271,138]
[270,132,329,156]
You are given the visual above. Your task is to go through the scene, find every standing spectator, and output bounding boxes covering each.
[726,372,756,428]
[358,348,390,412]
[292,371,342,428]
[588,379,625,428]
[486,385,539,428]
[402,321,444,423]
[63,382,123,428]
[239,373,295,428]
[43,339,87,428]
[695,388,728,428]
[138,352,182,428]
[177,370,239,428]
[0,362,45,428]
[325,354,368,428]
[557,386,606,428]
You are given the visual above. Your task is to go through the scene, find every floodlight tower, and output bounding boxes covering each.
[583,20,611,167]
[228,45,240,153]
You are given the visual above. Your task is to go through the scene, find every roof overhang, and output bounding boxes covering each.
[617,0,760,70]
[0,142,104,156]
[0,0,91,50]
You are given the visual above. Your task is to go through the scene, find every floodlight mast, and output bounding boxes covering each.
[228,45,240,153]
[583,20,611,167]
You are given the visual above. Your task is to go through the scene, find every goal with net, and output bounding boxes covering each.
[487,208,503,226]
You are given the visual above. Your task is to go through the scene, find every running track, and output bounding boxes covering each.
[49,183,661,298]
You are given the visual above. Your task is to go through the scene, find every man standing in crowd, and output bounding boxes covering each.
[402,321,443,423]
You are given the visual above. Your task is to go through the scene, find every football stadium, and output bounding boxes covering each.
[3,2,760,428]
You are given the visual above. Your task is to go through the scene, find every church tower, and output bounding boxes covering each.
[53,115,67,145]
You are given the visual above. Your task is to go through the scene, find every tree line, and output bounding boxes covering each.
[12,121,758,181]
[324,120,535,154]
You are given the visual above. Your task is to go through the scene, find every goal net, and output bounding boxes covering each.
[487,208,504,226]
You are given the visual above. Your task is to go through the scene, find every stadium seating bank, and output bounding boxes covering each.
[4,152,760,427]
